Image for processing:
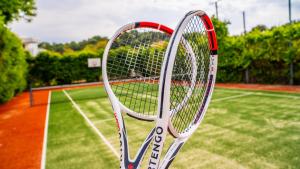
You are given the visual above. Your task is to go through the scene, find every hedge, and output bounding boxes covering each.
[213,18,300,84]
[28,19,300,87]
[0,18,28,103]
[27,50,103,87]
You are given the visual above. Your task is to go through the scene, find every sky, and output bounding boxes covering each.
[9,0,300,43]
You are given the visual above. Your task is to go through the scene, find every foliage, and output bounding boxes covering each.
[0,0,36,24]
[39,36,108,54]
[27,50,103,87]
[213,19,300,84]
[112,30,169,49]
[250,24,268,32]
[0,18,28,103]
[211,17,230,44]
[32,19,300,86]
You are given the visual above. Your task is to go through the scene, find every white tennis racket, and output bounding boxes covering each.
[103,10,218,169]
[102,21,174,169]
[148,10,218,169]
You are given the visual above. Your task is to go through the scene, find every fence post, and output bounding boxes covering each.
[289,62,294,85]
[245,68,249,84]
[288,0,294,85]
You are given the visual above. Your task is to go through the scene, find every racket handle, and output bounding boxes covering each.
[159,138,187,169]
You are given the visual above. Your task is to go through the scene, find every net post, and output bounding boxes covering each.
[29,82,34,107]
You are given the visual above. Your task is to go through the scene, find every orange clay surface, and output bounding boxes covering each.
[0,83,299,169]
[0,90,49,169]
[216,83,300,93]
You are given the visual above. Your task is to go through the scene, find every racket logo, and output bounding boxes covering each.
[128,163,133,169]
[114,112,120,130]
[149,126,163,168]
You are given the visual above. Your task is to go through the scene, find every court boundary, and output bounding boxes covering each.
[212,93,253,102]
[217,89,300,99]
[41,91,51,169]
[30,81,300,94]
[63,90,119,158]
[62,88,299,125]
[216,83,300,93]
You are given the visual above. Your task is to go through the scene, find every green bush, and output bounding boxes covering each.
[0,18,28,103]
[28,19,300,87]
[28,50,103,87]
[213,18,300,85]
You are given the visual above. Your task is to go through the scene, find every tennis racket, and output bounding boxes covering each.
[102,21,174,169]
[148,10,218,169]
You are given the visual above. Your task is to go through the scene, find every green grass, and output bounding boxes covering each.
[46,86,300,169]
[46,91,118,169]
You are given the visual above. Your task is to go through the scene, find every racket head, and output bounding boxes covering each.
[102,22,173,121]
[162,10,218,138]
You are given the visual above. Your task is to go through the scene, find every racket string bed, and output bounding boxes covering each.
[178,16,209,132]
[170,15,212,134]
[107,29,169,117]
[178,23,210,133]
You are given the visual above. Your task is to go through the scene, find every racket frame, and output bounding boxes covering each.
[102,21,173,169]
[149,10,218,169]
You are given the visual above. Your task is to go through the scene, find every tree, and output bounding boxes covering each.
[250,24,267,32]
[0,18,28,103]
[211,16,230,43]
[39,36,109,54]
[0,0,36,24]
[211,17,230,62]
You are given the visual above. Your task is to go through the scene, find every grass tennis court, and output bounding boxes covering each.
[45,86,300,169]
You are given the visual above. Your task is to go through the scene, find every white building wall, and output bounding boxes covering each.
[24,43,39,56]
[22,38,40,56]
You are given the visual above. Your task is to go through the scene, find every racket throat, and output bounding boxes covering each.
[148,125,168,169]
[122,128,156,169]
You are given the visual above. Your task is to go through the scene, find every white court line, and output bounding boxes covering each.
[94,94,252,125]
[93,115,135,125]
[216,89,300,99]
[212,93,252,102]
[93,118,116,124]
[90,91,298,125]
[254,92,300,99]
[135,92,157,100]
[41,91,51,169]
[96,94,253,125]
[215,89,247,94]
[63,90,119,158]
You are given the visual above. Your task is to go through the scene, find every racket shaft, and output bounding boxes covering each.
[148,121,168,169]
[132,128,156,169]
[158,138,187,169]
[112,107,127,168]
